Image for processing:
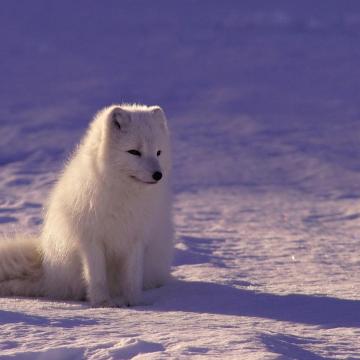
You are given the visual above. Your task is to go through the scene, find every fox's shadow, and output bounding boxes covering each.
[146,280,360,329]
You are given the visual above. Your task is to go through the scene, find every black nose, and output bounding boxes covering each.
[152,171,162,181]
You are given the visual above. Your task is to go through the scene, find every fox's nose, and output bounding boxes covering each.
[152,171,162,181]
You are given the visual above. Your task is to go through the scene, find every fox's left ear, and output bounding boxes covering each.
[151,106,168,131]
[111,106,131,132]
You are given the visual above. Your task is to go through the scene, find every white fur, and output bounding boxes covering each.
[0,104,174,307]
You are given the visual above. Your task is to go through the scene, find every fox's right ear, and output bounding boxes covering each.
[151,106,168,132]
[111,107,131,132]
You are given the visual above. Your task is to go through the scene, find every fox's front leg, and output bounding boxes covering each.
[121,242,144,306]
[81,240,114,307]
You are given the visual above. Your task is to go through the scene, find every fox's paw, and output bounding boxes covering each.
[123,292,143,307]
[112,296,127,307]
[90,297,120,308]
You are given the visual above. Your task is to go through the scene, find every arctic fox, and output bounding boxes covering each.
[0,104,174,307]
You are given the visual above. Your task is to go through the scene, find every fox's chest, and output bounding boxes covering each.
[96,197,155,246]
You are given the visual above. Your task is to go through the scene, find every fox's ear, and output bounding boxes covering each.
[151,106,168,131]
[111,107,131,132]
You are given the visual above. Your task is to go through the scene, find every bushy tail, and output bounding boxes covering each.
[0,235,44,297]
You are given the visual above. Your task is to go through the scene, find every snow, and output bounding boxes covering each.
[1,1,360,358]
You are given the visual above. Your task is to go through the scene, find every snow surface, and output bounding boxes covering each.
[1,1,360,358]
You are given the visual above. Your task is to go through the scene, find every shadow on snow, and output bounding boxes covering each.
[151,280,360,329]
[259,333,331,360]
[0,309,97,328]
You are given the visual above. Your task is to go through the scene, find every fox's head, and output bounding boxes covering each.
[97,104,171,186]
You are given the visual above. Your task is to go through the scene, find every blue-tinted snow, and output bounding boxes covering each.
[0,1,360,358]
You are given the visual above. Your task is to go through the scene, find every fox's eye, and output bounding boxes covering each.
[157,150,161,156]
[127,150,141,157]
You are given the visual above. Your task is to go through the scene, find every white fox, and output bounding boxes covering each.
[0,104,174,307]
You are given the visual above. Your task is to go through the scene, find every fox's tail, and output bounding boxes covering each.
[0,236,44,297]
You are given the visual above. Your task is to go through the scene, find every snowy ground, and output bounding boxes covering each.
[1,1,360,359]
